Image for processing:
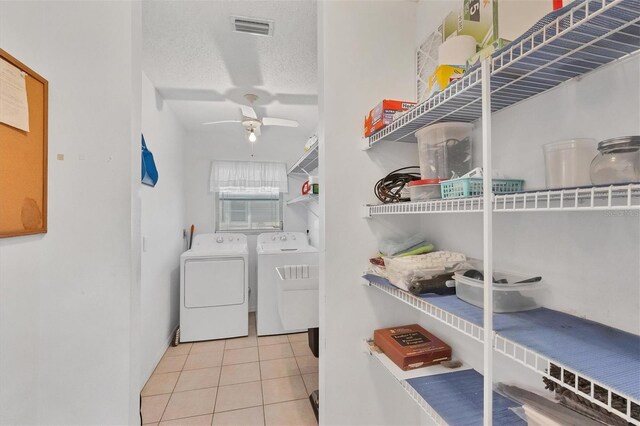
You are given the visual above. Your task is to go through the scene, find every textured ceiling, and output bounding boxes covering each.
[142,0,318,143]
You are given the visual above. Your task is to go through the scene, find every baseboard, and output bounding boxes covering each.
[141,325,178,389]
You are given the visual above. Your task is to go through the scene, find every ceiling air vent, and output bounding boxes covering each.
[231,16,274,37]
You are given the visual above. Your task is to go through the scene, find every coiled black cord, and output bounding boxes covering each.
[374,166,421,203]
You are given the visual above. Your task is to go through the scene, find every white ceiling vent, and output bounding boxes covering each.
[231,16,274,37]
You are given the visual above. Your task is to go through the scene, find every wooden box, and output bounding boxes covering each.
[374,324,451,371]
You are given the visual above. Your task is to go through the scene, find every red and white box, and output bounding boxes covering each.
[364,99,415,137]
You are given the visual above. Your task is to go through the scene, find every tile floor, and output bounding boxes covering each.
[141,314,318,426]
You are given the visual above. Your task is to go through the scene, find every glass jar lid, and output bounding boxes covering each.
[597,136,640,153]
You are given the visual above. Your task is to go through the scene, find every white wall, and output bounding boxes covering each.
[0,2,141,424]
[140,73,186,382]
[185,129,312,311]
[319,2,439,424]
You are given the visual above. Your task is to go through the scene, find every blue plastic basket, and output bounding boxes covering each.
[441,177,524,199]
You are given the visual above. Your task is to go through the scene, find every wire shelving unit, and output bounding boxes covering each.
[364,275,640,425]
[286,194,319,205]
[364,184,640,216]
[363,0,640,148]
[364,339,526,425]
[363,339,456,425]
[360,1,640,423]
[287,141,319,176]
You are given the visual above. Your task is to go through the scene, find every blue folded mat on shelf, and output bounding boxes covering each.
[406,369,525,426]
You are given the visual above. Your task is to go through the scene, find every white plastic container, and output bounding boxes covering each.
[416,122,473,180]
[453,270,543,313]
[408,179,442,201]
[543,138,597,189]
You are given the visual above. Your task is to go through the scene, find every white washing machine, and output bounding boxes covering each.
[180,233,248,342]
[257,232,319,336]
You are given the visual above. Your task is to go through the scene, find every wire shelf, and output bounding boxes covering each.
[364,339,450,425]
[287,141,318,176]
[367,197,484,216]
[493,183,640,211]
[495,335,640,425]
[364,339,524,426]
[366,0,640,147]
[406,370,527,426]
[286,194,318,205]
[364,184,640,216]
[401,381,448,426]
[365,274,640,425]
[368,68,483,145]
[365,275,484,343]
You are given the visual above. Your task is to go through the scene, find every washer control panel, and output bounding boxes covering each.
[257,232,310,252]
[191,233,247,250]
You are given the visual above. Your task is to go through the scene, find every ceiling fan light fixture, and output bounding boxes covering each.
[248,129,257,142]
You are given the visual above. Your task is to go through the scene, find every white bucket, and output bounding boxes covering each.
[543,139,597,189]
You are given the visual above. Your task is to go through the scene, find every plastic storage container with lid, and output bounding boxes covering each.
[408,179,442,201]
[453,270,543,313]
[543,138,597,189]
[416,122,473,180]
[590,136,640,185]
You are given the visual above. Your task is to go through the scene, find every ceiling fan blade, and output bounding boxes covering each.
[240,105,258,119]
[202,120,241,126]
[262,117,299,128]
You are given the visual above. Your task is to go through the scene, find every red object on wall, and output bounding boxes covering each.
[553,0,563,10]
[301,181,311,195]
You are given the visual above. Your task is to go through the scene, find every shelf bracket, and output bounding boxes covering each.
[361,205,372,219]
[360,137,372,151]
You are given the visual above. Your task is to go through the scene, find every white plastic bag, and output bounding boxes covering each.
[378,235,425,257]
[384,251,469,291]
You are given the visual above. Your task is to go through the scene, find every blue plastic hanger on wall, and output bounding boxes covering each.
[141,134,158,187]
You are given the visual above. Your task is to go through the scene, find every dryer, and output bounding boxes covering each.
[180,233,248,342]
[256,232,318,336]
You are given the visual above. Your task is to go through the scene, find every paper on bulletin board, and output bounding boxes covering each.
[0,57,29,132]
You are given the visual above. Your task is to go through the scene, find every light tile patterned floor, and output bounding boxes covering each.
[141,313,318,425]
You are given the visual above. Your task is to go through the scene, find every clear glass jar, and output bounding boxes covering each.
[590,136,640,185]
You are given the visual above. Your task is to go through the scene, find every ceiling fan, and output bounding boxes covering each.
[202,94,299,142]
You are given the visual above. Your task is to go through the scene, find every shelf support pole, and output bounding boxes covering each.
[481,58,494,426]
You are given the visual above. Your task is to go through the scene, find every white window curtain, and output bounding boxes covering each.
[210,161,289,193]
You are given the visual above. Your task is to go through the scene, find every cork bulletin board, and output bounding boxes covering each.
[0,49,48,237]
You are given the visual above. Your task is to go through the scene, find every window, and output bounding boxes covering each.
[216,191,283,232]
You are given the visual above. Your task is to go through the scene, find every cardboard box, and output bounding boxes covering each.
[443,0,554,49]
[374,324,451,371]
[364,100,415,137]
